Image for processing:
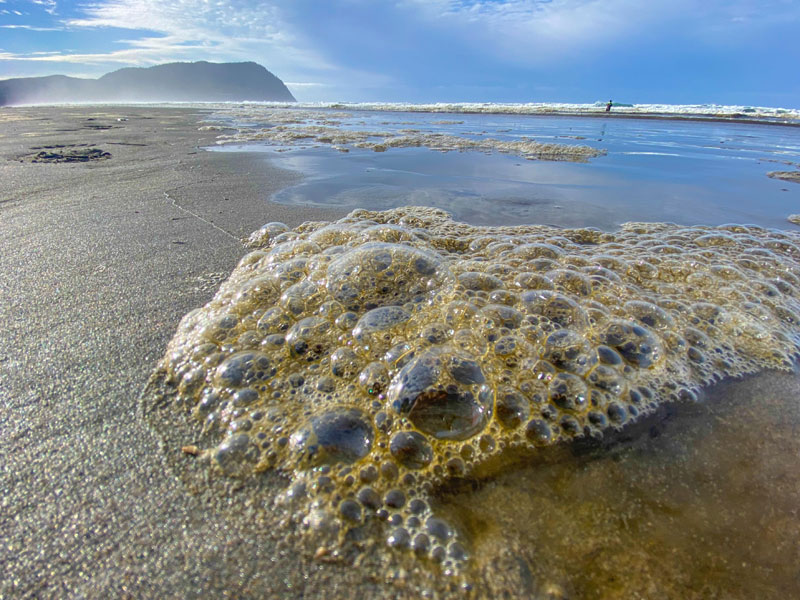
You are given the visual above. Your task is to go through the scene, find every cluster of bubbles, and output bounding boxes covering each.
[160,206,800,572]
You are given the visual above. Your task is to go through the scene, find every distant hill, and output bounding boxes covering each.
[0,61,296,106]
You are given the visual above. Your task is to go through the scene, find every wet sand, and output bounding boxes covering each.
[0,106,357,598]
[2,106,799,599]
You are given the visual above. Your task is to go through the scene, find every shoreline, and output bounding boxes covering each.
[204,108,800,233]
[7,102,800,128]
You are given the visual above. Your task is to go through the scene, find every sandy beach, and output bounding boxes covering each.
[2,106,799,600]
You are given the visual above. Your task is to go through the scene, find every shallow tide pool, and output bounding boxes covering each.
[211,109,800,230]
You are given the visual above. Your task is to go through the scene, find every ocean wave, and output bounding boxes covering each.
[205,101,800,123]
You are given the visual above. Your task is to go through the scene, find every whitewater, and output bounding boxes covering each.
[203,100,800,124]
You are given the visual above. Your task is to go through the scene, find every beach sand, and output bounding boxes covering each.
[0,106,366,598]
[2,106,799,599]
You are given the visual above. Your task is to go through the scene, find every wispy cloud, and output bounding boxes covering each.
[399,0,673,65]
[2,47,201,65]
[51,1,337,78]
[31,0,57,15]
[1,24,63,31]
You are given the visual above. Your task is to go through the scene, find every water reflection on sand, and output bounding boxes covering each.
[448,368,800,598]
[212,110,800,230]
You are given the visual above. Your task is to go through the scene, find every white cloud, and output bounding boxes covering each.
[398,0,669,64]
[1,24,62,31]
[56,1,338,79]
[68,0,279,37]
[284,82,329,88]
[31,0,57,15]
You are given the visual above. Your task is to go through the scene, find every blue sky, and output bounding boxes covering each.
[0,0,798,106]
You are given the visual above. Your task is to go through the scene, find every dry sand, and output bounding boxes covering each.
[2,106,799,600]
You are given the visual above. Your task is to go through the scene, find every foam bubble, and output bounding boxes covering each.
[157,206,800,573]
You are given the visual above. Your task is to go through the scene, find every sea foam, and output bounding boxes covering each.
[151,206,800,574]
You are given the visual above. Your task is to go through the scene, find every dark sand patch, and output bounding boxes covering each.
[19,144,112,163]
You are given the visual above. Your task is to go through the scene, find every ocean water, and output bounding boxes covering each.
[204,100,800,122]
[184,106,800,597]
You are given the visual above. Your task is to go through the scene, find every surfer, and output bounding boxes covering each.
[606,99,613,112]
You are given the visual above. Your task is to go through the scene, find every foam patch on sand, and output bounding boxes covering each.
[153,206,800,573]
[216,123,605,162]
[769,171,800,183]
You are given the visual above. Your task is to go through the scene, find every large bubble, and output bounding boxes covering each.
[387,347,494,441]
[290,408,374,466]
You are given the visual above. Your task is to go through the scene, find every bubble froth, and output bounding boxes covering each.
[158,205,800,573]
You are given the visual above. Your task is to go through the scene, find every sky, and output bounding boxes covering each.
[0,0,798,106]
